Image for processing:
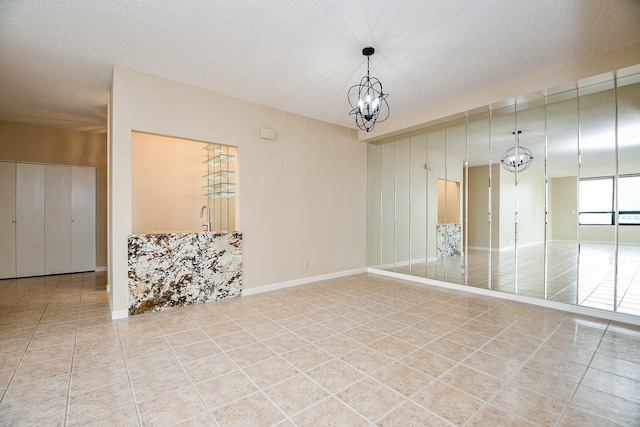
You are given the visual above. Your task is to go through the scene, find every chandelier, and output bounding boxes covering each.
[348,47,389,132]
[500,131,534,173]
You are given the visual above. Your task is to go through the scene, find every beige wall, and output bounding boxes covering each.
[467,165,489,248]
[110,67,366,314]
[0,120,107,268]
[131,132,209,234]
[550,176,578,241]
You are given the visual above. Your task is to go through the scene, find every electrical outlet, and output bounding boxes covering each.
[303,261,309,269]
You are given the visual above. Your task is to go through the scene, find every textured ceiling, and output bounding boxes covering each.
[1,0,640,133]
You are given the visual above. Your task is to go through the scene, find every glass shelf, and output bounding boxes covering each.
[204,170,235,180]
[204,183,235,191]
[205,191,236,199]
[204,154,235,166]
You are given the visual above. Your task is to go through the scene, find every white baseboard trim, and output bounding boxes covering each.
[111,310,128,320]
[95,266,107,272]
[242,268,367,296]
[367,268,640,326]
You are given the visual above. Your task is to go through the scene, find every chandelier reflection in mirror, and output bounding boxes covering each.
[348,47,390,132]
[501,131,534,173]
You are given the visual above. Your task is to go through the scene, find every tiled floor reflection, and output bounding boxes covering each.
[388,242,640,316]
[1,272,640,425]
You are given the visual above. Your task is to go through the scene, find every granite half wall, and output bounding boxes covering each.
[128,231,242,315]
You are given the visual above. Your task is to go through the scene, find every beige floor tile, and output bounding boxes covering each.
[524,352,587,383]
[511,366,578,403]
[291,396,369,427]
[74,345,124,373]
[342,325,387,345]
[70,359,128,395]
[131,365,191,402]
[171,412,216,426]
[225,341,276,367]
[480,339,535,364]
[411,380,483,426]
[211,391,285,427]
[126,349,179,378]
[336,377,405,422]
[137,385,208,426]
[597,339,640,364]
[20,342,74,365]
[0,352,23,371]
[570,385,640,426]
[590,353,640,381]
[340,346,394,375]
[368,336,417,359]
[12,355,72,385]
[461,350,521,380]
[377,400,454,426]
[27,329,76,350]
[245,322,288,340]
[294,323,335,342]
[164,328,210,348]
[264,373,330,416]
[557,407,620,427]
[0,373,69,412]
[121,336,170,359]
[0,338,30,355]
[490,382,565,426]
[444,328,492,349]
[440,364,503,401]
[242,355,300,389]
[423,338,474,362]
[372,362,433,397]
[581,368,640,404]
[282,344,334,371]
[69,403,139,427]
[173,339,221,364]
[195,369,257,410]
[305,359,364,394]
[391,326,438,347]
[0,397,66,427]
[262,332,309,354]
[67,380,134,425]
[399,349,456,378]
[182,352,237,383]
[465,404,535,427]
[211,330,258,351]
[314,333,363,357]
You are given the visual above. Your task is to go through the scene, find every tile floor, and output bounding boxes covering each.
[1,272,640,426]
[388,242,640,316]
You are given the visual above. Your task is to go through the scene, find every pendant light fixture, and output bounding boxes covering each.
[500,131,534,173]
[348,47,390,132]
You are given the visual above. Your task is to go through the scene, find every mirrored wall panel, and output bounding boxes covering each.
[367,65,640,316]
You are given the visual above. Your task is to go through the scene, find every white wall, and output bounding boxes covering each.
[110,68,366,314]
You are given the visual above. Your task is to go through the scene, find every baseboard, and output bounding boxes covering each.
[367,268,640,326]
[111,309,128,320]
[95,266,107,272]
[242,268,367,296]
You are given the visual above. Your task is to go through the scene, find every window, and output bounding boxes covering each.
[579,175,640,225]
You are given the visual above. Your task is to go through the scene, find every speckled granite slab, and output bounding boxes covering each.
[128,232,242,315]
[436,223,462,259]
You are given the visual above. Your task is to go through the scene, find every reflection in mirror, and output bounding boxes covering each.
[366,65,640,317]
[615,73,640,315]
[410,129,428,277]
[578,81,616,311]
[546,89,579,304]
[514,97,546,299]
[466,111,491,289]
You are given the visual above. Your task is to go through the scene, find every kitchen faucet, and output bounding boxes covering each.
[200,205,211,232]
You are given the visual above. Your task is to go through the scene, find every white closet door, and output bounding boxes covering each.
[16,163,45,277]
[0,162,17,279]
[71,166,96,272]
[45,165,72,274]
